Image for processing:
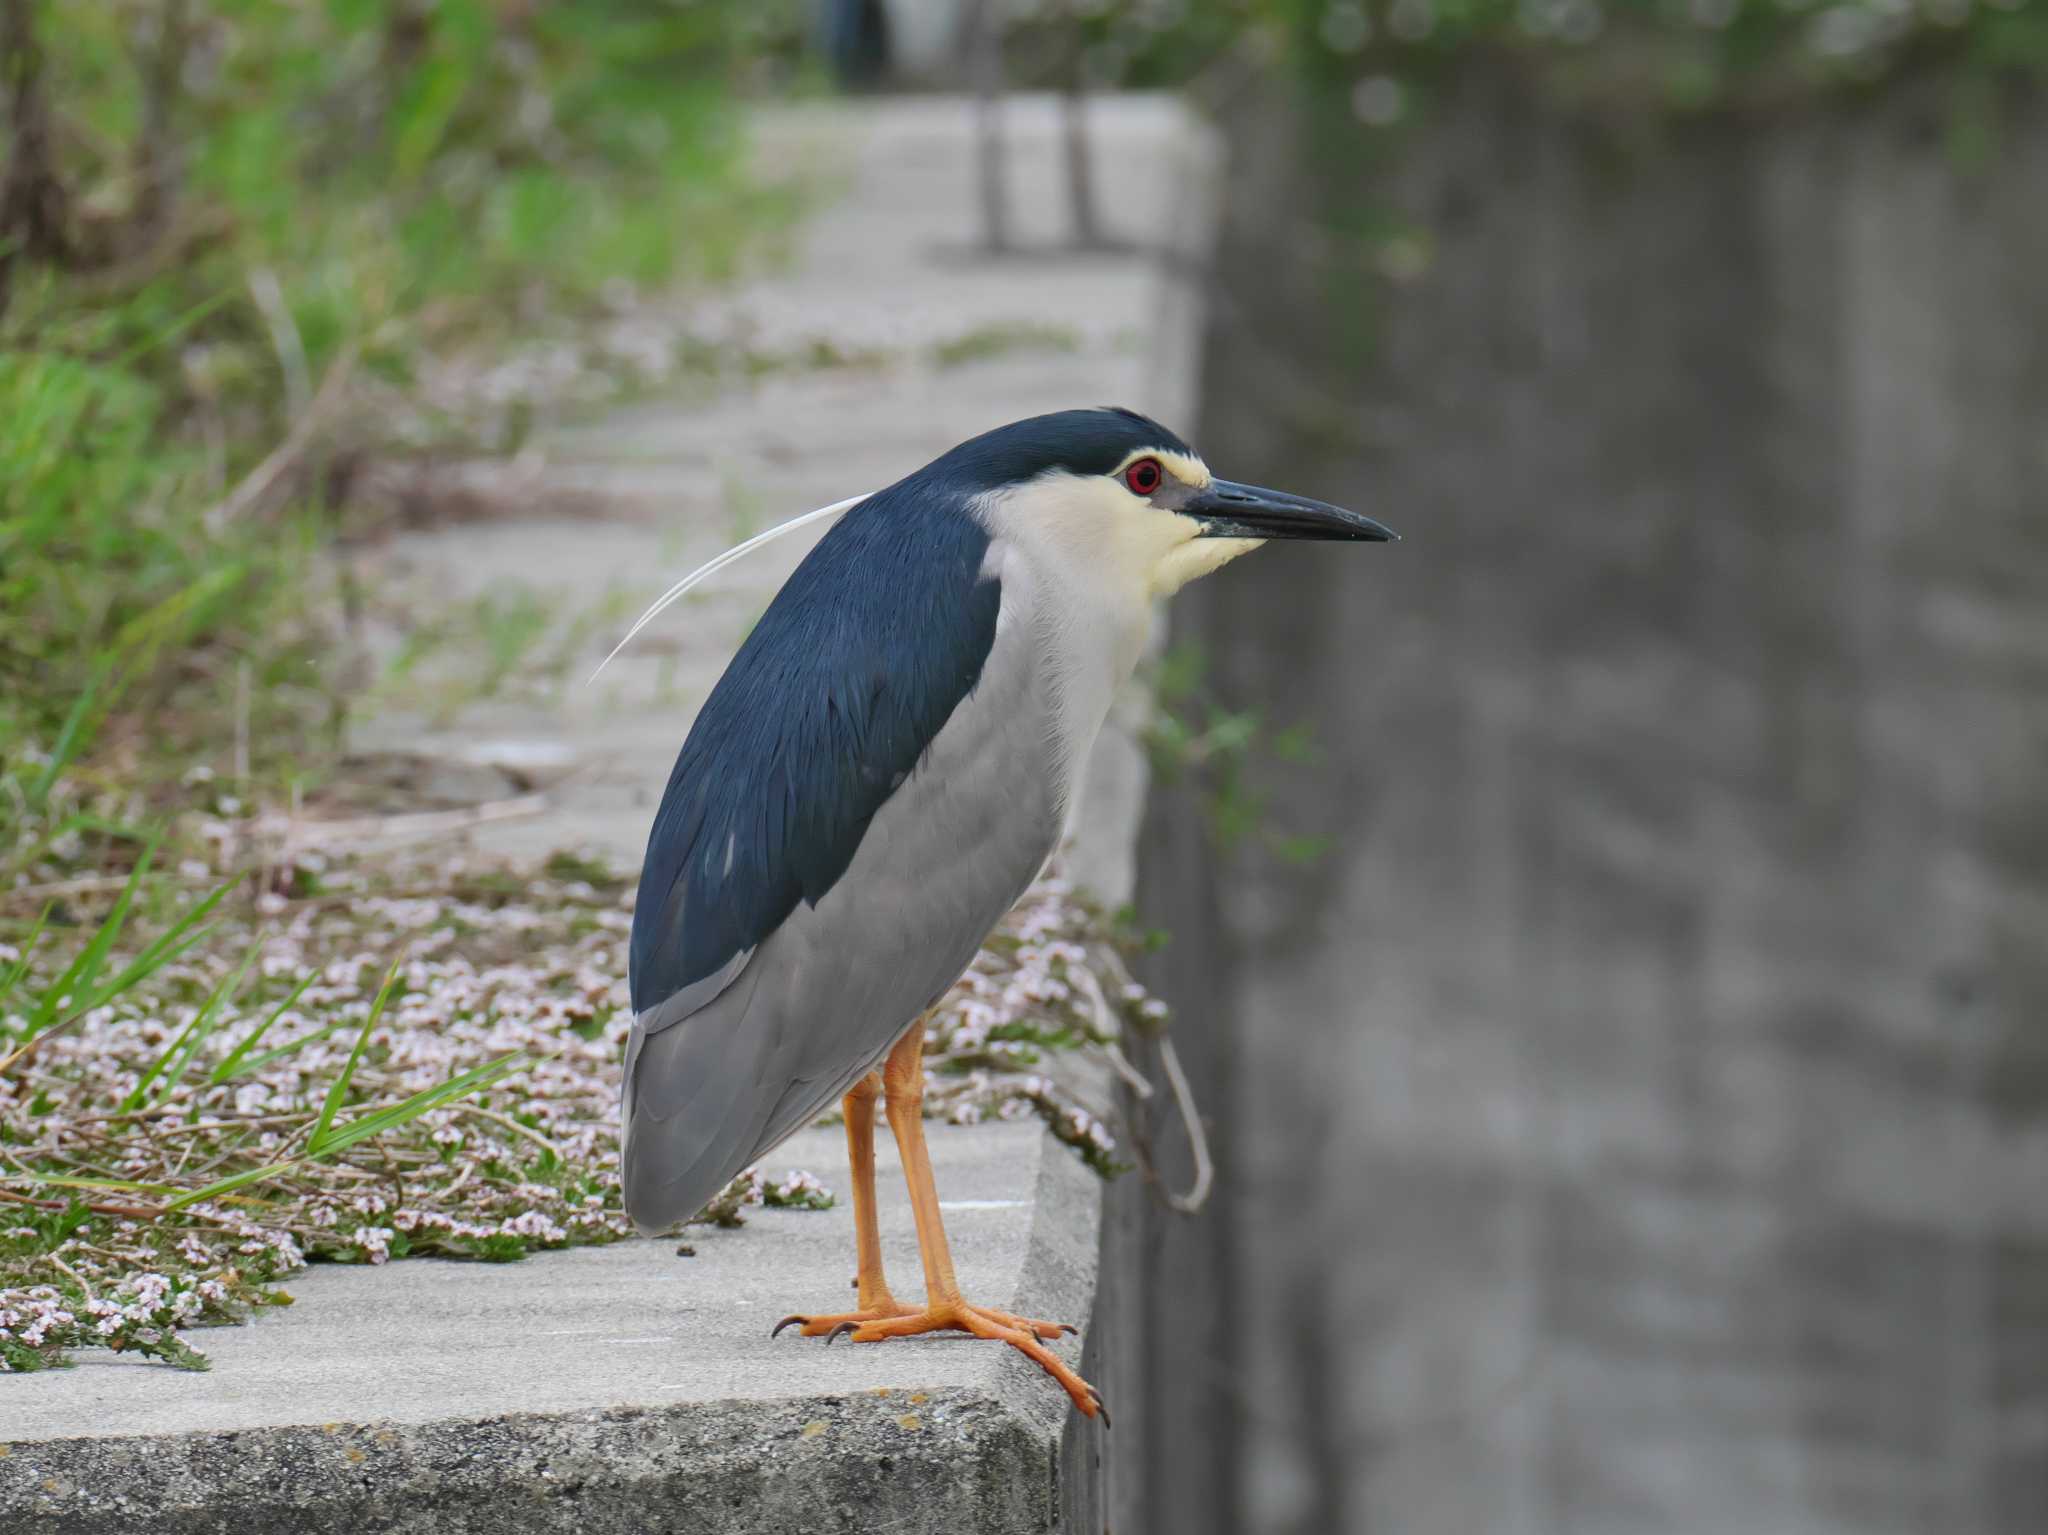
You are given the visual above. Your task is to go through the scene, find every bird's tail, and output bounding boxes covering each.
[619,1004,867,1236]
[620,1014,754,1235]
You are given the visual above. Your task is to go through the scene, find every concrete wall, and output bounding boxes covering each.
[1134,71,2048,1535]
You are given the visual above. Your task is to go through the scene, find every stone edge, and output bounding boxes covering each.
[0,1131,1100,1535]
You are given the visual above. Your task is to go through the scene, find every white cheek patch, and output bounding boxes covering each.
[1152,535,1264,596]
[975,467,1247,603]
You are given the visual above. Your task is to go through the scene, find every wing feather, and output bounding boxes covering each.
[627,480,1001,1017]
[621,492,1065,1231]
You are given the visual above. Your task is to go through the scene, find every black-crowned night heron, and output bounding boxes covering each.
[620,407,1395,1419]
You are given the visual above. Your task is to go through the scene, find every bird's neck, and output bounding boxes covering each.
[978,480,1159,683]
[973,487,1160,836]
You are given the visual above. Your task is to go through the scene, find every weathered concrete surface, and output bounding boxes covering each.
[1138,72,2048,1535]
[0,1124,1101,1533]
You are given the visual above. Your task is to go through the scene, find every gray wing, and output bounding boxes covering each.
[619,578,1065,1232]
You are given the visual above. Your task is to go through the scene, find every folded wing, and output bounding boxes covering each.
[621,490,1060,1231]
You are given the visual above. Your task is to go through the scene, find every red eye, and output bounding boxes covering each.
[1123,457,1163,496]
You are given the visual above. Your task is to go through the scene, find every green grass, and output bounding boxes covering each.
[0,0,805,861]
[1143,642,1334,864]
[0,851,640,1372]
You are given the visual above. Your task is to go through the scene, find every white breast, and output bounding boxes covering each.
[976,482,1163,827]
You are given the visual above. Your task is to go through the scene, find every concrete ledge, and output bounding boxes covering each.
[0,1125,1101,1534]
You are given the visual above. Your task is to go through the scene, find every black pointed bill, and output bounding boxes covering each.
[1186,479,1398,543]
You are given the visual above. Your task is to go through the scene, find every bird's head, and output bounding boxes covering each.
[937,407,1396,599]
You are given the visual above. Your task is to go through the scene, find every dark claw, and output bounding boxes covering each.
[1090,1390,1112,1429]
[772,1315,808,1339]
[1059,1323,1080,1337]
[825,1320,861,1345]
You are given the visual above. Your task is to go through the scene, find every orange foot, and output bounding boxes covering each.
[773,1299,1075,1343]
[818,1300,1103,1422]
[772,1299,917,1339]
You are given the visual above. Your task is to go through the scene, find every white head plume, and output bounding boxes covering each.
[585,493,869,685]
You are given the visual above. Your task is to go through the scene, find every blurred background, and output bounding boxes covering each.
[4,2,2044,1533]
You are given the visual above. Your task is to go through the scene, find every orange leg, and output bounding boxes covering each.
[834,1024,1103,1421]
[770,1050,1081,1350]
[773,1072,915,1337]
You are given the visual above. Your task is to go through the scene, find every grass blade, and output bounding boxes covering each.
[210,968,317,1083]
[155,942,261,1107]
[108,286,238,371]
[29,672,103,809]
[118,1001,214,1114]
[120,941,259,1112]
[161,1161,299,1214]
[0,904,52,1015]
[1,869,235,1076]
[12,1173,181,1199]
[71,876,237,1017]
[0,812,152,885]
[217,1013,352,1082]
[309,956,403,1154]
[159,1049,525,1211]
[21,847,153,1040]
[315,1053,529,1157]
